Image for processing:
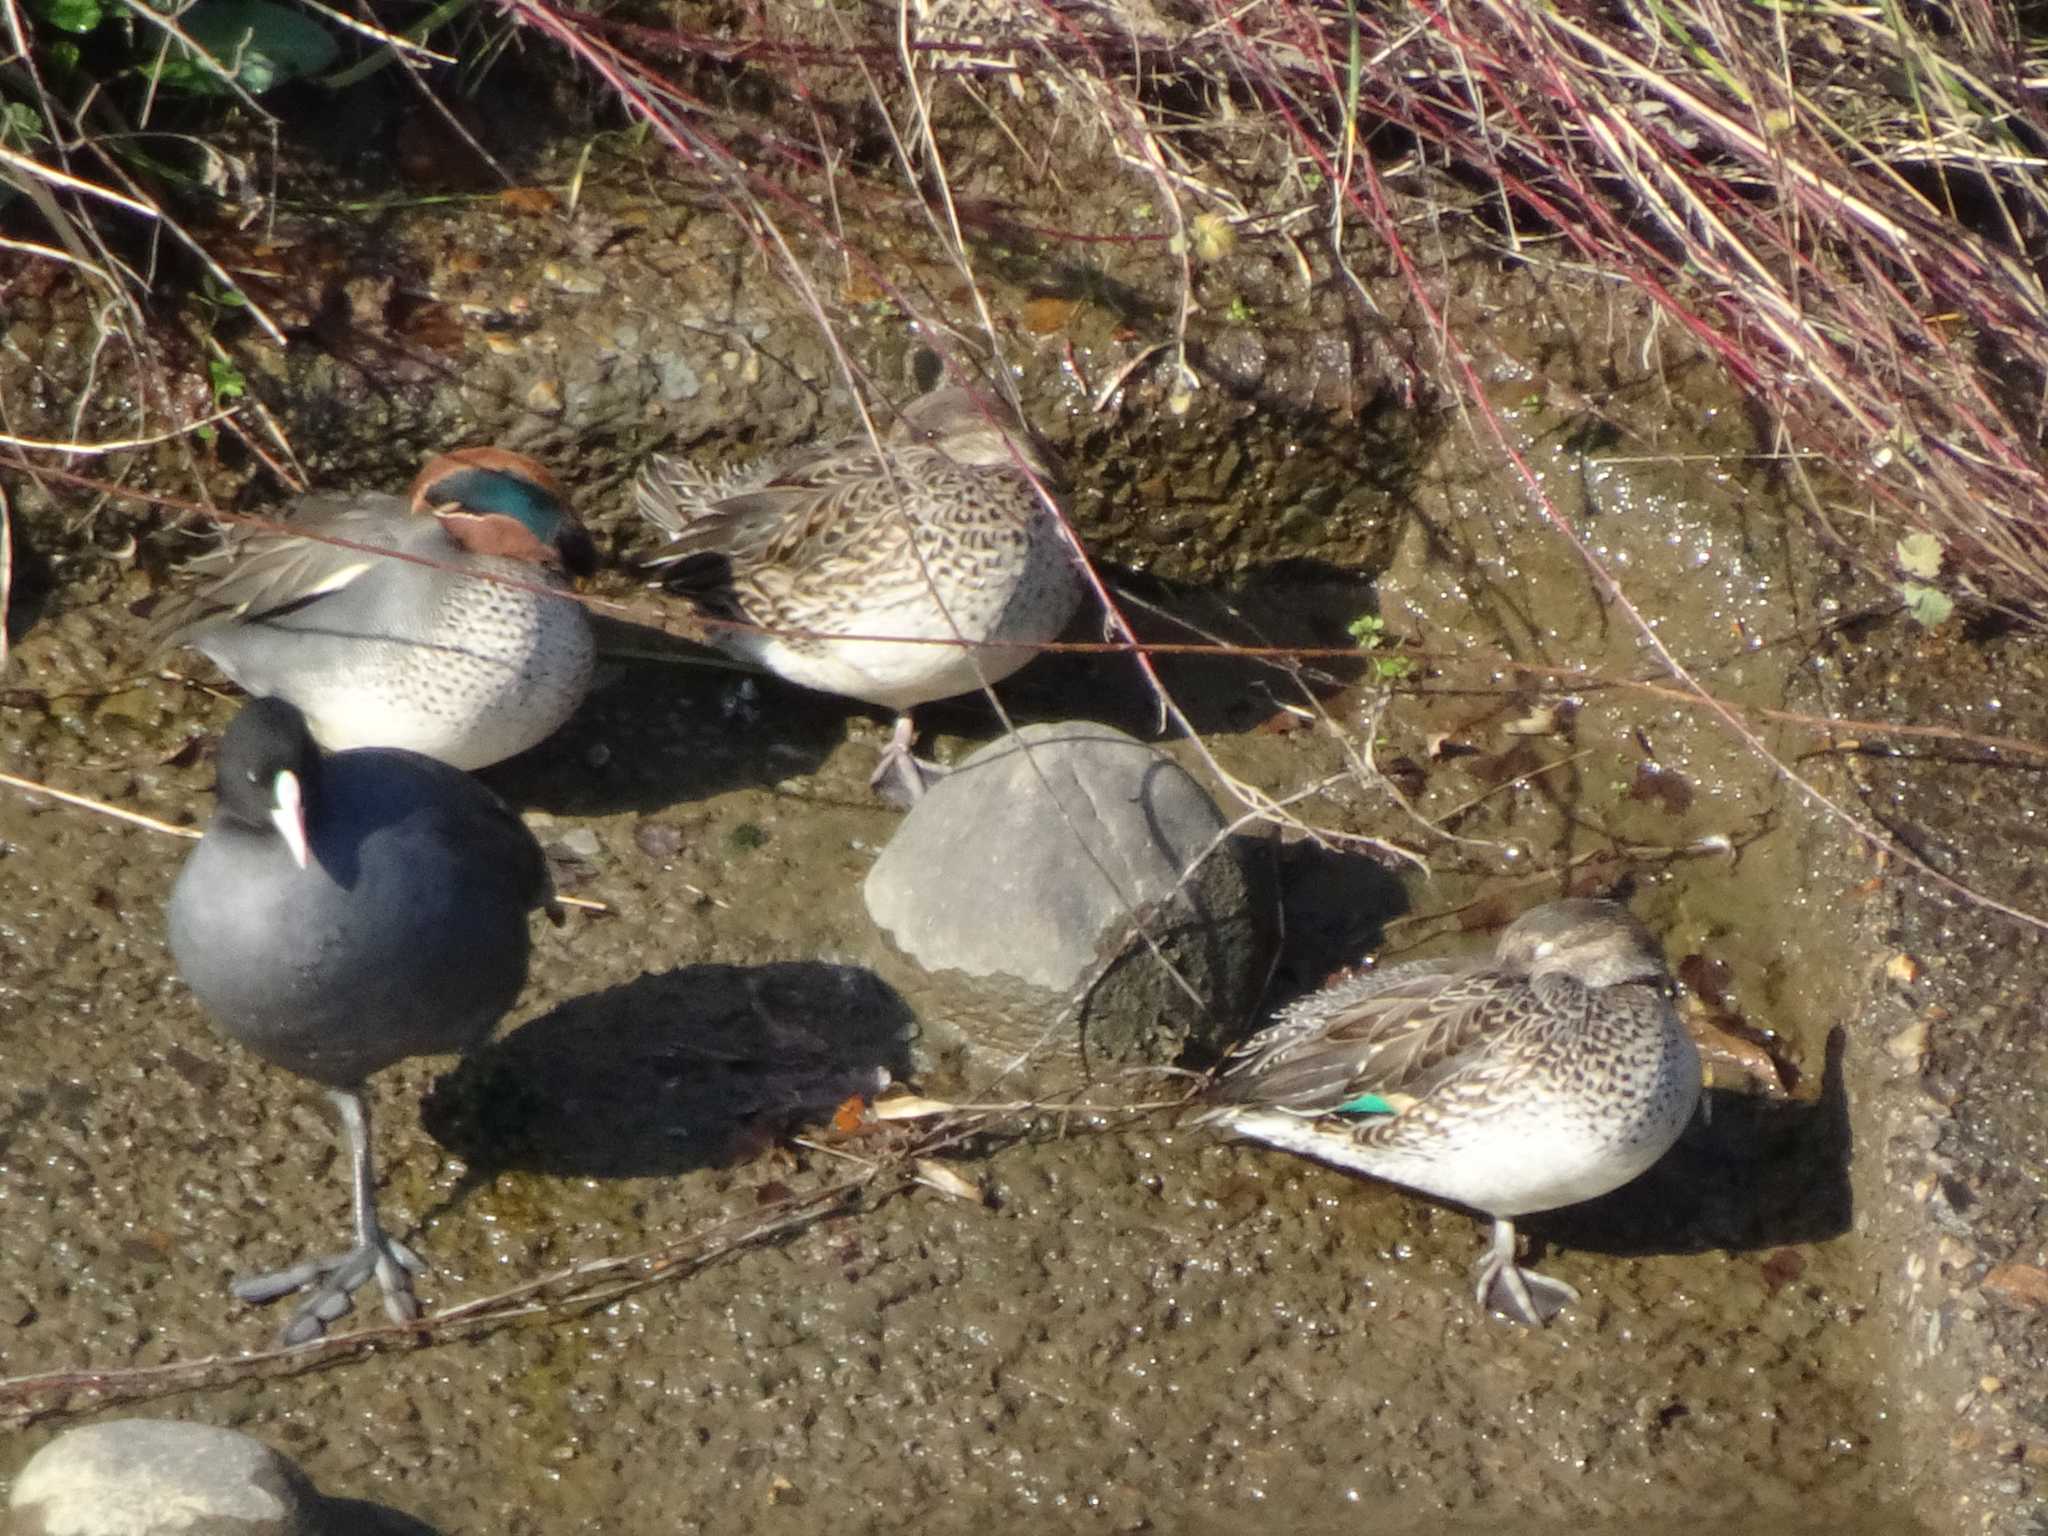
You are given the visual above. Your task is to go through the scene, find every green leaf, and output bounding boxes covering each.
[207,357,246,402]
[1373,654,1415,682]
[1895,531,1943,580]
[1900,582,1954,629]
[1,102,47,148]
[29,0,103,34]
[153,0,338,95]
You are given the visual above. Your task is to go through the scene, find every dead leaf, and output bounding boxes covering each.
[1685,1005,1793,1098]
[1676,953,1735,1010]
[830,1095,866,1135]
[1759,1247,1807,1296]
[1507,704,1564,741]
[1982,1263,2048,1309]
[1020,296,1079,335]
[1885,952,1921,984]
[156,733,205,769]
[869,1094,958,1121]
[394,299,465,357]
[1255,706,1310,735]
[500,186,559,217]
[1629,760,1695,815]
[1382,755,1427,798]
[913,1158,983,1203]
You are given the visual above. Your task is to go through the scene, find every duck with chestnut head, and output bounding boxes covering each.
[152,449,597,771]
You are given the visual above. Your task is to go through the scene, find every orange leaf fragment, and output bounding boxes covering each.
[500,186,559,217]
[1982,1263,2048,1309]
[1021,296,1079,335]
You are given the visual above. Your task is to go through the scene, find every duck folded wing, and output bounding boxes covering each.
[147,495,415,646]
[1218,960,1525,1114]
[641,447,886,575]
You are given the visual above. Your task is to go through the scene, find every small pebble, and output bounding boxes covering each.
[555,827,603,861]
[1885,1018,1930,1063]
[1980,1262,2048,1309]
[634,821,684,859]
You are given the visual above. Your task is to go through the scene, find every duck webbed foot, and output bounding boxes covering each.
[870,713,950,808]
[1473,1217,1579,1327]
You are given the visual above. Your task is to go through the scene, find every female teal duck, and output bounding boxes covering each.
[636,386,1083,801]
[1207,898,1701,1325]
[152,449,597,771]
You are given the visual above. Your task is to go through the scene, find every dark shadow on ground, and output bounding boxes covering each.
[481,615,843,816]
[1264,840,1412,1006]
[1531,1025,1853,1257]
[316,1497,445,1536]
[499,554,1380,815]
[422,961,915,1180]
[983,558,1375,745]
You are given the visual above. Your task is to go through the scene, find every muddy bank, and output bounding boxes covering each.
[0,21,2015,1533]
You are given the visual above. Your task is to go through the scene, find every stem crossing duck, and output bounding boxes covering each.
[152,449,596,771]
[636,386,1083,802]
[1207,898,1702,1324]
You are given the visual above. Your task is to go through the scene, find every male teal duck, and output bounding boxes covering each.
[168,698,557,1344]
[1207,898,1701,1325]
[153,449,596,771]
[636,386,1083,801]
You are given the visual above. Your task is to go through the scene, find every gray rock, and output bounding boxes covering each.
[863,722,1277,1090]
[8,1421,442,1536]
[9,1421,321,1536]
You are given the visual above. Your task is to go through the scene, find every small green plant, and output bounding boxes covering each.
[21,0,338,95]
[158,1,340,94]
[25,0,101,36]
[1894,532,1954,629]
[1347,613,1415,680]
[0,100,44,151]
[207,356,246,405]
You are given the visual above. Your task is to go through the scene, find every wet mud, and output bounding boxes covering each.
[1,37,2030,1536]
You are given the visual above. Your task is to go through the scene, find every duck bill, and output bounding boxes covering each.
[269,768,311,870]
